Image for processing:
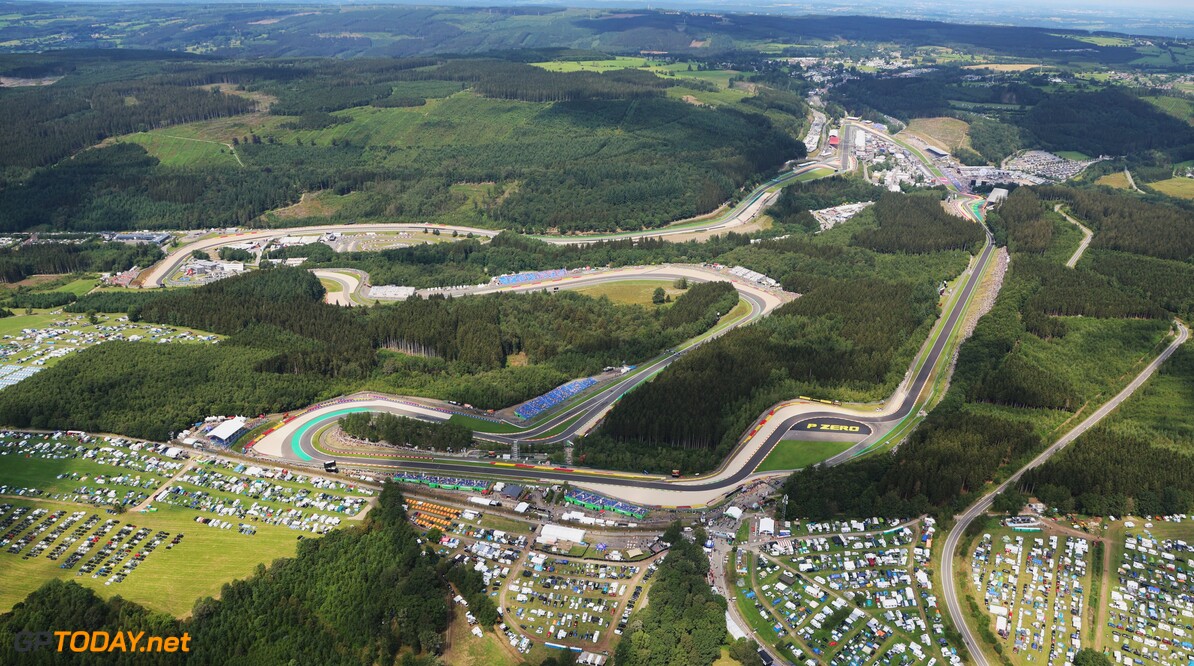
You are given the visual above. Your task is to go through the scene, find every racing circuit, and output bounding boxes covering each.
[134,134,999,507]
[246,224,995,507]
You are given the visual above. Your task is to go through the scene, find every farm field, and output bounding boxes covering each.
[1149,177,1194,199]
[1095,172,1132,189]
[1143,96,1194,125]
[961,63,1042,72]
[904,117,972,151]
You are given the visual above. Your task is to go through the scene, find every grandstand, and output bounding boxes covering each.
[391,471,489,492]
[494,268,568,287]
[515,377,597,419]
[565,489,648,519]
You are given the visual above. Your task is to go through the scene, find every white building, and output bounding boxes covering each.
[537,523,586,546]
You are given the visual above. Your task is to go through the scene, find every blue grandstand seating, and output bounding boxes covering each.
[495,269,568,287]
[515,377,597,419]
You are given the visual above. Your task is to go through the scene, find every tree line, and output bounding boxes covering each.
[338,411,473,452]
[616,523,728,666]
[852,192,985,255]
[0,240,162,283]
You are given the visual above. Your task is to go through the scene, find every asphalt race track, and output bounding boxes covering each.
[258,231,995,501]
[139,162,836,290]
[147,139,995,505]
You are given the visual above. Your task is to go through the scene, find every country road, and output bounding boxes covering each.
[1055,204,1093,268]
[941,320,1189,666]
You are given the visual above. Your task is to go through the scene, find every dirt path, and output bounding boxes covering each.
[132,459,195,512]
[1123,169,1143,193]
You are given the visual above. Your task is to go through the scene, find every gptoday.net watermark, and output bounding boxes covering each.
[14,630,191,654]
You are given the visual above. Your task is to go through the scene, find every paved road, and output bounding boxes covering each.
[940,320,1189,666]
[244,125,996,506]
[257,219,995,506]
[1054,204,1093,268]
[139,162,837,289]
[269,265,783,458]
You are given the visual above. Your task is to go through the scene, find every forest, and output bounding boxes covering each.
[338,411,474,452]
[1019,427,1194,516]
[0,5,1154,63]
[582,193,979,473]
[1034,187,1194,262]
[852,193,985,255]
[0,265,736,436]
[0,239,163,283]
[0,53,805,234]
[829,72,1194,163]
[1015,345,1194,515]
[780,185,1181,520]
[0,484,450,666]
[615,523,729,666]
[766,176,887,233]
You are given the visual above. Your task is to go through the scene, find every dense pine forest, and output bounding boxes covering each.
[0,239,163,283]
[0,265,737,437]
[780,187,1183,519]
[0,53,804,234]
[615,523,729,666]
[581,194,974,473]
[0,485,449,666]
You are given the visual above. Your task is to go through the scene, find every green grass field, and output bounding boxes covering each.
[0,498,305,617]
[1143,96,1194,125]
[1095,171,1132,189]
[49,276,100,296]
[572,279,683,306]
[533,57,739,89]
[795,167,835,182]
[119,132,241,168]
[756,439,854,472]
[0,311,59,335]
[1055,150,1092,161]
[1149,177,1194,200]
[1106,346,1194,454]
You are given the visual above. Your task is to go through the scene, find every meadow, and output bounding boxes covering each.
[1149,177,1194,200]
[0,498,304,616]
